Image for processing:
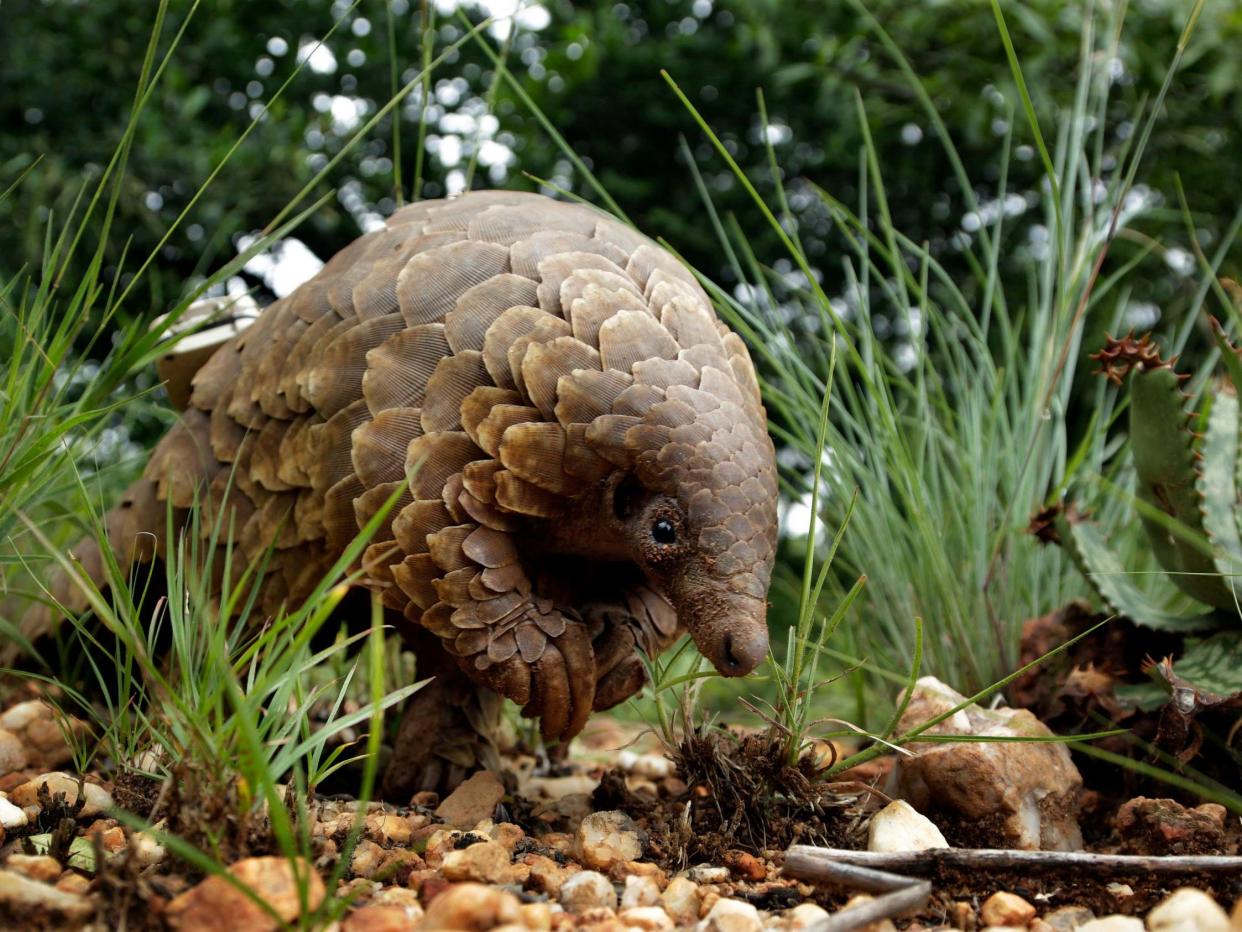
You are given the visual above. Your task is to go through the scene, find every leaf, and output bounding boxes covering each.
[1057,514,1222,632]
[1168,630,1242,698]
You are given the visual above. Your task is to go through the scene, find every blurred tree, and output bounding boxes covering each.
[1,0,1239,350]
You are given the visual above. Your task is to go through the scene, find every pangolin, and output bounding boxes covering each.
[17,190,779,795]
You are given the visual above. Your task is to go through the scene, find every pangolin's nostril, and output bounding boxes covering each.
[718,627,768,677]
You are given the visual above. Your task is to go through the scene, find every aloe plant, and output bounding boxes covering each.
[1043,326,1242,703]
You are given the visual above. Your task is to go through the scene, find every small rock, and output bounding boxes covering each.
[786,902,831,929]
[662,877,702,925]
[520,901,554,930]
[622,905,675,930]
[0,700,44,732]
[56,873,93,896]
[867,800,950,853]
[1146,887,1230,932]
[686,865,730,884]
[0,728,27,775]
[1043,906,1096,931]
[350,839,385,878]
[165,857,324,931]
[440,840,513,884]
[365,812,412,846]
[1077,918,1144,932]
[887,676,1083,850]
[1115,798,1227,856]
[621,874,662,910]
[9,773,113,818]
[524,854,575,897]
[722,850,766,882]
[947,901,976,932]
[130,830,167,868]
[489,821,525,851]
[1107,883,1134,900]
[980,891,1036,927]
[7,854,62,884]
[560,870,618,914]
[0,794,28,829]
[575,810,643,870]
[434,771,504,830]
[0,869,93,923]
[342,904,421,932]
[418,882,522,930]
[698,897,762,932]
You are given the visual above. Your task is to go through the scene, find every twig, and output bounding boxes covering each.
[808,881,931,932]
[784,845,1242,879]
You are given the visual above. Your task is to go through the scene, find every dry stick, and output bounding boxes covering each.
[808,882,932,932]
[785,845,1242,879]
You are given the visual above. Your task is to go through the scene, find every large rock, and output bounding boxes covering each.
[165,857,325,931]
[1146,888,1231,932]
[1114,798,1227,856]
[887,676,1083,850]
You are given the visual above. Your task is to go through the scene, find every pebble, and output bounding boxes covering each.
[0,700,44,732]
[662,877,702,925]
[575,810,644,870]
[0,794,28,829]
[621,874,662,910]
[419,882,522,930]
[520,901,554,930]
[350,839,385,879]
[341,904,421,932]
[786,902,831,929]
[1043,906,1096,930]
[841,894,896,931]
[0,728,27,775]
[434,771,504,829]
[440,840,513,884]
[7,854,62,883]
[560,870,617,914]
[722,850,766,882]
[130,829,167,868]
[364,812,411,846]
[980,891,1036,927]
[525,854,575,897]
[685,865,730,884]
[867,799,949,852]
[1146,887,1231,932]
[0,868,93,923]
[165,856,324,931]
[698,897,762,932]
[1077,918,1144,931]
[9,772,113,818]
[621,905,676,930]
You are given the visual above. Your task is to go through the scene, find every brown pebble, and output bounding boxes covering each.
[722,850,766,882]
[980,891,1036,927]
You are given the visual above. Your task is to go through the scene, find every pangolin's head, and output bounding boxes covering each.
[580,332,780,677]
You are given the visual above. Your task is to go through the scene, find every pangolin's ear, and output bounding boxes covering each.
[611,471,646,522]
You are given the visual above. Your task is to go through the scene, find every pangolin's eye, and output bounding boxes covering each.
[652,519,677,545]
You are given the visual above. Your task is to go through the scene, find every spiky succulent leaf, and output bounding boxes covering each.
[1168,630,1242,698]
[1210,317,1242,397]
[1054,511,1222,632]
[1199,383,1242,602]
[1120,346,1234,609]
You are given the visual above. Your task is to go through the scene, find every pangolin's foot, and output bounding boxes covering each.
[381,670,503,802]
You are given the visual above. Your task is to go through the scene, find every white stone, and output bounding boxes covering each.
[1146,888,1230,932]
[786,902,831,929]
[559,870,617,914]
[686,865,731,884]
[621,905,675,930]
[0,869,92,922]
[621,874,662,910]
[867,799,949,852]
[0,701,45,732]
[1079,918,1145,932]
[0,794,28,829]
[661,877,702,926]
[9,773,112,818]
[698,898,762,932]
[574,810,643,870]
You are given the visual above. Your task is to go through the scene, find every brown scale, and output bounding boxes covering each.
[12,191,780,801]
